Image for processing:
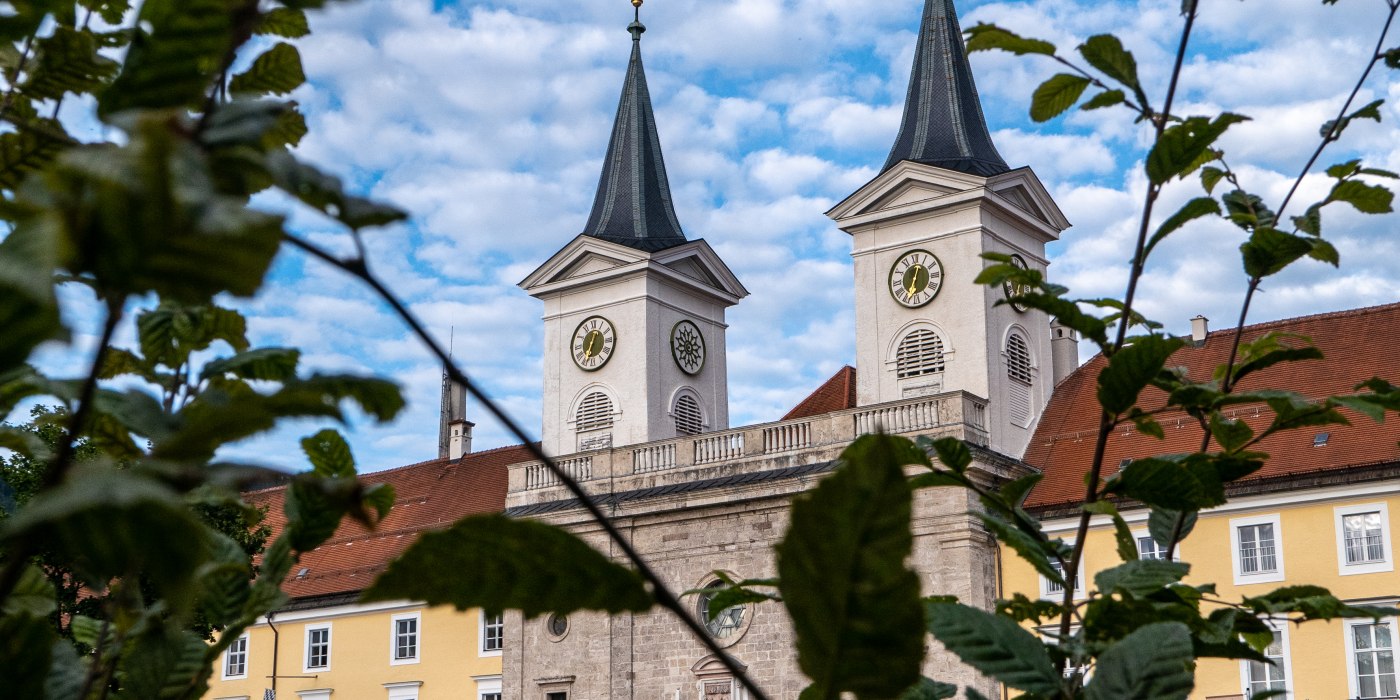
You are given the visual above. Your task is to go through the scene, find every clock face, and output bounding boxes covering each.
[571,316,616,371]
[888,249,943,308]
[1004,254,1030,313]
[671,320,706,375]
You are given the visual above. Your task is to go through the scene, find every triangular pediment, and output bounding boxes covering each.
[826,160,986,223]
[518,235,650,293]
[663,256,722,288]
[652,240,749,302]
[987,167,1071,231]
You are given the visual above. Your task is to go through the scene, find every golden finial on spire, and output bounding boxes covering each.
[632,0,643,7]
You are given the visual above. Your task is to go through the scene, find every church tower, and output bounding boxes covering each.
[827,0,1070,458]
[520,2,747,458]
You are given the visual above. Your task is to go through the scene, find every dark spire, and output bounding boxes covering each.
[580,1,687,252]
[883,0,1009,177]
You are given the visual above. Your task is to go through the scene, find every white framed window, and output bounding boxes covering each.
[476,675,502,700]
[1238,624,1291,699]
[390,612,421,665]
[479,611,503,656]
[1335,503,1394,576]
[1039,555,1085,601]
[895,328,946,379]
[385,681,423,700]
[1230,513,1285,585]
[303,623,331,672]
[222,633,249,680]
[1348,618,1399,699]
[1136,533,1168,561]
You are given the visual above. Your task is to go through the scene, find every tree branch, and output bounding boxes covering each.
[282,233,769,700]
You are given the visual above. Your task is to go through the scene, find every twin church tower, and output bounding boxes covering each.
[519,0,1075,461]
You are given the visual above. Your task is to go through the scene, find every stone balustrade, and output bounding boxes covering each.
[507,390,989,494]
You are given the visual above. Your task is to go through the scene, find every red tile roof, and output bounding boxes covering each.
[784,365,857,421]
[245,443,531,600]
[1023,302,1400,509]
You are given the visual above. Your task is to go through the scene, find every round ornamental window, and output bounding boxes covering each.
[544,613,569,641]
[696,581,745,640]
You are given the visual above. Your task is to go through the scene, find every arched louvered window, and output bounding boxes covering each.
[1006,332,1033,427]
[575,391,614,432]
[896,328,946,379]
[674,393,703,436]
[1007,333,1032,384]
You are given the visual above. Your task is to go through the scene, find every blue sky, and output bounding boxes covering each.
[23,0,1400,473]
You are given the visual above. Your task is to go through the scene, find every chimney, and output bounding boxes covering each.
[1050,319,1080,386]
[448,419,474,460]
[1190,315,1209,345]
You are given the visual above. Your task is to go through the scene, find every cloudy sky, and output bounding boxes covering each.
[28,0,1400,472]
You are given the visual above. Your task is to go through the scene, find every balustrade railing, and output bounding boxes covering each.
[762,421,811,453]
[524,455,593,490]
[632,442,677,473]
[694,431,744,465]
[853,397,942,435]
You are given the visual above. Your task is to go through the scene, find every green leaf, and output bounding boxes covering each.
[1081,89,1126,111]
[1030,73,1090,122]
[1327,179,1394,214]
[1147,114,1250,185]
[964,23,1055,55]
[0,124,68,190]
[1200,166,1226,194]
[363,514,653,615]
[1144,197,1220,258]
[122,625,211,700]
[925,436,972,473]
[21,27,120,100]
[258,8,310,38]
[925,601,1061,695]
[900,677,958,700]
[1084,501,1139,562]
[1245,585,1397,620]
[777,434,925,699]
[1208,414,1253,453]
[1222,189,1277,230]
[1094,559,1190,597]
[1292,204,1322,235]
[3,564,57,617]
[1228,333,1323,384]
[200,347,301,382]
[0,613,56,698]
[1148,507,1196,548]
[1097,335,1186,415]
[1,466,209,610]
[1240,227,1315,279]
[98,0,233,118]
[301,428,356,478]
[1085,622,1194,700]
[230,42,306,96]
[1106,455,1225,511]
[266,150,409,230]
[981,511,1064,587]
[1078,35,1145,103]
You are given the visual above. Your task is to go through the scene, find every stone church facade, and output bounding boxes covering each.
[502,1,1079,697]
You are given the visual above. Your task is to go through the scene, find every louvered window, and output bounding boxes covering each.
[674,394,703,435]
[895,329,945,379]
[1007,333,1032,384]
[575,392,614,432]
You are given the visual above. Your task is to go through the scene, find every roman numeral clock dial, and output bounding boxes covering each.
[888,249,943,308]
[571,316,616,371]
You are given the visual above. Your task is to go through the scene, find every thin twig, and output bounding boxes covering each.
[282,233,769,700]
[1276,2,1398,222]
[1058,3,1199,648]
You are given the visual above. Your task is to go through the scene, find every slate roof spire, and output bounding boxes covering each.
[580,0,687,252]
[883,0,1010,176]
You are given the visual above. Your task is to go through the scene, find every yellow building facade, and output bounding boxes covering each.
[1005,483,1400,699]
[1008,303,1400,700]
[207,602,504,700]
[203,443,531,700]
